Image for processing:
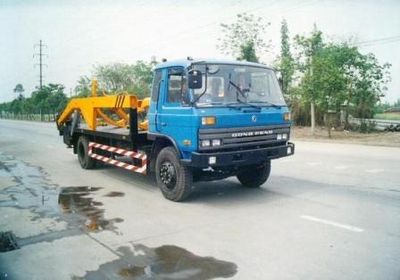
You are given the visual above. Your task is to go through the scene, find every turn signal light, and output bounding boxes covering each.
[283,112,291,121]
[202,116,216,125]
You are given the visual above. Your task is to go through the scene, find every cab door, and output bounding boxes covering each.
[157,67,195,155]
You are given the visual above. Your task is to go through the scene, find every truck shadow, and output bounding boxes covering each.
[91,166,374,206]
[187,175,398,208]
[187,175,352,206]
[188,179,289,205]
[96,165,158,192]
[96,166,275,203]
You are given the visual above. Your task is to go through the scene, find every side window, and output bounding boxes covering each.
[151,70,162,102]
[167,67,187,104]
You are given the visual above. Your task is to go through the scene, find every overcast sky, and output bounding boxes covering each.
[1,0,399,103]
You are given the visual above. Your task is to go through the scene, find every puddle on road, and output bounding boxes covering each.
[0,153,126,249]
[58,186,124,232]
[1,153,238,279]
[0,154,60,215]
[81,244,237,280]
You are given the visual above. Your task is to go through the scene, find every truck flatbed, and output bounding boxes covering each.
[76,124,148,142]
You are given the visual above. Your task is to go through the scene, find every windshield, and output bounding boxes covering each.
[192,64,286,107]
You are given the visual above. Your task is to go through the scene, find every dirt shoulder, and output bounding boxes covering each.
[292,126,400,147]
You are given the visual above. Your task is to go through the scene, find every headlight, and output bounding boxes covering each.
[201,140,210,147]
[209,156,216,165]
[277,134,288,140]
[212,139,221,146]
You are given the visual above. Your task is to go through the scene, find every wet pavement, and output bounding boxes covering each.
[79,244,237,280]
[0,152,237,279]
[1,120,400,280]
[0,153,125,242]
[58,186,124,233]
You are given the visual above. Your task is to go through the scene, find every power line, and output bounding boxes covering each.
[135,0,281,52]
[135,0,317,56]
[356,35,400,47]
[33,40,48,89]
[51,0,318,63]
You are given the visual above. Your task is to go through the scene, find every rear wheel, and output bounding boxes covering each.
[237,161,271,188]
[155,147,193,201]
[77,136,96,169]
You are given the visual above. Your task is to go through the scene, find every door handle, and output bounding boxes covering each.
[161,122,167,127]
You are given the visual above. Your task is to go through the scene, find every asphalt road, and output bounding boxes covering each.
[0,119,399,280]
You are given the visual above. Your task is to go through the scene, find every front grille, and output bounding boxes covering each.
[199,124,291,152]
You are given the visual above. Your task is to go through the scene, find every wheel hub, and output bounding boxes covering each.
[160,161,176,188]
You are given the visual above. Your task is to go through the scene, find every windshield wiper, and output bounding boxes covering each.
[226,102,261,111]
[228,80,248,99]
[225,103,242,110]
[228,80,261,110]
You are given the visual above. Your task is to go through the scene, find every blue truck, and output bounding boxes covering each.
[57,58,295,201]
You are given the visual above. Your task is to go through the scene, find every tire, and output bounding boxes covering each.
[237,161,271,188]
[77,136,96,169]
[155,146,193,201]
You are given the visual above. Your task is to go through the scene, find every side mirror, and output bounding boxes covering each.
[188,70,203,89]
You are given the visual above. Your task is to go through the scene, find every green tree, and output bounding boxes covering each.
[294,26,324,132]
[74,76,91,97]
[10,94,25,116]
[293,29,391,130]
[312,47,347,111]
[1,83,68,121]
[94,63,134,92]
[350,54,391,119]
[217,13,271,61]
[130,60,155,97]
[277,19,294,95]
[92,60,154,98]
[238,41,258,62]
[13,84,25,96]
[31,83,68,120]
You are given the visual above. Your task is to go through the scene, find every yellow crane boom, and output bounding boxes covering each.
[56,80,149,131]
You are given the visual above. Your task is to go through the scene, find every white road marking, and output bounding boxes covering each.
[300,215,364,232]
[365,168,384,173]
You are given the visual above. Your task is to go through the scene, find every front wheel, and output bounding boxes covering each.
[237,161,271,188]
[155,147,193,202]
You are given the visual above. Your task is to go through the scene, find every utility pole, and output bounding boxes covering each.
[34,40,47,90]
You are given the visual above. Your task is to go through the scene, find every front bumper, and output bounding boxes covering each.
[182,142,295,168]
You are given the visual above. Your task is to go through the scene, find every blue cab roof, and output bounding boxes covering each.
[154,58,274,70]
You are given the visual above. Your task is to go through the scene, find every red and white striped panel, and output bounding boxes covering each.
[88,142,147,174]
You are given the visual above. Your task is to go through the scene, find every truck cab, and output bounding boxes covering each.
[148,59,294,200]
